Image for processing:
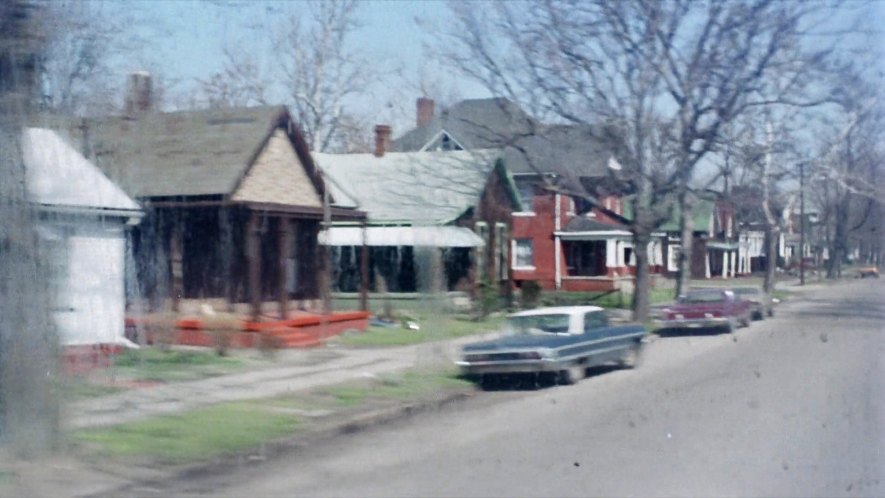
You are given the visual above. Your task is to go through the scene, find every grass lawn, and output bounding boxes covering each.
[70,369,472,465]
[335,314,506,347]
[318,369,474,406]
[109,347,245,383]
[71,401,300,464]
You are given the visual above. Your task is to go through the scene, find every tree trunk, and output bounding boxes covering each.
[675,190,694,298]
[631,231,652,322]
[763,224,778,294]
[0,0,59,454]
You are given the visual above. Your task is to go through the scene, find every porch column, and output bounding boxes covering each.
[277,218,292,319]
[722,250,728,278]
[554,235,562,290]
[220,208,236,312]
[359,221,369,311]
[606,239,618,269]
[169,219,184,312]
[246,211,262,322]
[730,250,737,277]
[705,251,711,279]
[554,192,562,290]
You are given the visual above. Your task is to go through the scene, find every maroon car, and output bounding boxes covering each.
[657,288,752,334]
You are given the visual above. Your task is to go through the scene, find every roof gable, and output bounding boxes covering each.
[231,128,322,207]
[23,128,140,213]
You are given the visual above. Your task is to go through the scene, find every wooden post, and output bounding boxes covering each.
[277,217,291,319]
[246,211,262,322]
[359,220,369,312]
[170,218,184,312]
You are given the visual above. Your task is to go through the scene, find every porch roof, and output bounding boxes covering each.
[320,225,485,248]
[557,216,632,241]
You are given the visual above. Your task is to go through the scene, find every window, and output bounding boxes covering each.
[514,177,535,212]
[513,239,534,268]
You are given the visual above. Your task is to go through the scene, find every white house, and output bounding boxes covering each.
[23,128,143,348]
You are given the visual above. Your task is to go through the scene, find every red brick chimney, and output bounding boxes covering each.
[374,124,392,157]
[416,97,435,127]
[124,71,153,118]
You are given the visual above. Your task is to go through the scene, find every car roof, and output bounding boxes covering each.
[508,306,605,318]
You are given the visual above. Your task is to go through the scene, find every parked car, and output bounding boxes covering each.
[456,306,646,387]
[656,288,752,334]
[732,286,774,320]
[857,266,879,278]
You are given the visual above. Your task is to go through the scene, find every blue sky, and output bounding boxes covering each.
[101,0,489,127]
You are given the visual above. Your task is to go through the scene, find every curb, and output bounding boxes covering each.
[84,388,476,497]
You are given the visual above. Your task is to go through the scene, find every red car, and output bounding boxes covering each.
[657,288,752,334]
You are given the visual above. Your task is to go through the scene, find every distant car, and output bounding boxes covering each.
[656,288,752,334]
[731,286,774,320]
[857,266,879,278]
[456,306,647,386]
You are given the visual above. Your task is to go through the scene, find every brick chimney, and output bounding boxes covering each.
[374,124,391,157]
[416,97,435,127]
[124,71,153,118]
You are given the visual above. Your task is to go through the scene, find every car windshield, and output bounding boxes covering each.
[681,290,726,304]
[506,314,571,335]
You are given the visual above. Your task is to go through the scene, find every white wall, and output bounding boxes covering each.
[48,223,128,346]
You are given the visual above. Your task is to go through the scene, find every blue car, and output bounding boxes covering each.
[457,306,647,386]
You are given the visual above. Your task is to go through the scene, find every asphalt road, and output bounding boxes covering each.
[165,279,884,498]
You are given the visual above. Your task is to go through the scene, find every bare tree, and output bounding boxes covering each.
[35,1,137,116]
[437,0,834,320]
[816,74,884,277]
[272,0,374,152]
[198,45,272,109]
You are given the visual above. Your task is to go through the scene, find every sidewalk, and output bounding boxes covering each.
[67,333,493,431]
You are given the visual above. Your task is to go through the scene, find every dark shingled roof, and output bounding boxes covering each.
[67,106,294,198]
[394,98,623,180]
[393,97,535,152]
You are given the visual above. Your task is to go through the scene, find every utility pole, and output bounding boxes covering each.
[799,162,805,286]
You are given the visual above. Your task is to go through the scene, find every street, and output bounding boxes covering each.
[161,279,884,498]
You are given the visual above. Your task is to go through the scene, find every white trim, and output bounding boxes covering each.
[512,211,536,217]
[418,129,466,152]
[512,265,537,271]
[555,193,562,290]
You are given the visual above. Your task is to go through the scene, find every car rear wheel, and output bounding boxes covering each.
[619,344,643,369]
[725,318,737,334]
[559,364,585,385]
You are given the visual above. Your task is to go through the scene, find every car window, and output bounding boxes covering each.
[583,311,608,332]
[682,290,726,303]
[507,314,571,334]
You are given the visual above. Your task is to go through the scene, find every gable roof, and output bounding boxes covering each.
[394,98,623,180]
[23,128,141,214]
[314,149,507,225]
[49,105,323,200]
[394,98,535,152]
